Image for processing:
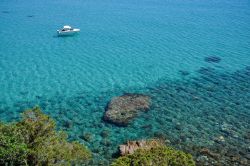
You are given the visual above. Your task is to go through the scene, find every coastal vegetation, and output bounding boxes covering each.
[0,107,195,166]
[0,107,91,165]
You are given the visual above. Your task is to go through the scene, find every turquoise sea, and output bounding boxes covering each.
[1,0,250,165]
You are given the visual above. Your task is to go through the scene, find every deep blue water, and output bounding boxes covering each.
[0,0,250,165]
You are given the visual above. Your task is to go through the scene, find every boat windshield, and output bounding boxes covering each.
[62,28,73,31]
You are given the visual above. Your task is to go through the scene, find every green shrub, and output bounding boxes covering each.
[111,146,195,166]
[0,123,28,165]
[0,107,91,165]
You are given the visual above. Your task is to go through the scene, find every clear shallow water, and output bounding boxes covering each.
[0,0,250,165]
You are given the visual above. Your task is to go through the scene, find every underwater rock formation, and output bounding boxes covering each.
[179,70,190,76]
[104,93,150,126]
[2,11,9,14]
[204,56,221,63]
[80,133,93,142]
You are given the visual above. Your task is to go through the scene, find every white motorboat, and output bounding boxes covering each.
[57,25,80,36]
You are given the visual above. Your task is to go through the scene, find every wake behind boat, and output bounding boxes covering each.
[57,25,80,36]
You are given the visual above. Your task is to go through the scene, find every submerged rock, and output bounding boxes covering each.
[214,136,225,144]
[100,129,110,138]
[101,139,112,147]
[204,56,221,63]
[63,120,73,128]
[197,67,215,75]
[179,70,190,76]
[199,148,220,159]
[80,133,93,142]
[2,11,9,14]
[104,93,150,126]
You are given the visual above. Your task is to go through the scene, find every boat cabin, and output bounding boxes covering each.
[62,25,73,31]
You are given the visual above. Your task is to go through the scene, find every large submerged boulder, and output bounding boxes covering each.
[104,93,150,126]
